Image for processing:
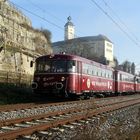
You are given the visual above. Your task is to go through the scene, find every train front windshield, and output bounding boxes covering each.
[35,59,76,73]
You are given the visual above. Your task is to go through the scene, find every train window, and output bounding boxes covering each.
[88,65,92,75]
[92,66,94,75]
[52,60,66,73]
[100,71,102,77]
[128,76,130,82]
[110,72,112,78]
[95,66,98,76]
[38,64,44,71]
[44,64,51,72]
[35,58,51,73]
[96,68,99,76]
[130,77,133,82]
[102,69,105,77]
[106,70,109,78]
[98,68,101,77]
[67,60,76,72]
[98,68,100,76]
[132,77,134,82]
[127,76,129,81]
[123,75,125,81]
[131,77,134,82]
[124,76,126,81]
[120,74,122,81]
[87,69,89,74]
[92,66,96,76]
[83,63,88,74]
[108,71,110,78]
[104,70,107,78]
[36,63,46,72]
[125,75,127,81]
[124,75,126,81]
[96,70,98,76]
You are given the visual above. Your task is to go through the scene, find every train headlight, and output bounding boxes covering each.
[61,77,65,81]
[56,82,63,89]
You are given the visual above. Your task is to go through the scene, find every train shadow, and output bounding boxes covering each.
[32,94,78,104]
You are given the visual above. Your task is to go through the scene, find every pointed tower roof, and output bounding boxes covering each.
[64,16,74,27]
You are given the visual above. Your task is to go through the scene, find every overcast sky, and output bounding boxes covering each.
[9,0,140,69]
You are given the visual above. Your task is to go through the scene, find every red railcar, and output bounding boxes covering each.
[114,70,135,94]
[32,54,115,98]
[134,76,140,92]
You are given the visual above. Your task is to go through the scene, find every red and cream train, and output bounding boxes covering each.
[31,54,140,98]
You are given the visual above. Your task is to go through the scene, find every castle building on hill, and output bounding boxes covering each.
[53,16,114,67]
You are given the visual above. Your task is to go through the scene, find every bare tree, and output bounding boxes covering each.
[114,57,119,68]
[121,60,131,73]
[131,62,135,74]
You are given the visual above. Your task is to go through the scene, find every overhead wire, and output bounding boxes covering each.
[7,0,140,47]
[28,0,66,24]
[14,1,81,38]
[27,0,86,37]
[9,0,87,38]
[101,0,140,43]
[27,0,140,48]
[90,0,140,48]
[9,1,64,31]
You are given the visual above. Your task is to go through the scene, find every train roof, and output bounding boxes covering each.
[37,53,113,71]
[135,75,140,78]
[115,69,135,76]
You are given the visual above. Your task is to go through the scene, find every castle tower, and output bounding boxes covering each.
[64,16,75,40]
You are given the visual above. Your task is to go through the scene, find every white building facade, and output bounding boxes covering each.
[53,35,114,67]
[104,41,113,62]
[53,16,114,67]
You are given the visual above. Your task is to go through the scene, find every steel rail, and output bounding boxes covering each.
[0,98,140,140]
[1,96,139,127]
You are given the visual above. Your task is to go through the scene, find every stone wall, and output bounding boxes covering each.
[0,0,52,84]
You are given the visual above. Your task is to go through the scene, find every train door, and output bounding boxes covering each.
[77,61,82,94]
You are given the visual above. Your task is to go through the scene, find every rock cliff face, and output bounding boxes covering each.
[0,0,52,84]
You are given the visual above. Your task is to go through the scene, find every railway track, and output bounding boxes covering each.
[0,95,139,122]
[0,94,136,112]
[0,95,140,140]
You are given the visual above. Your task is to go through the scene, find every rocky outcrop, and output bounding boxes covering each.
[0,0,52,84]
